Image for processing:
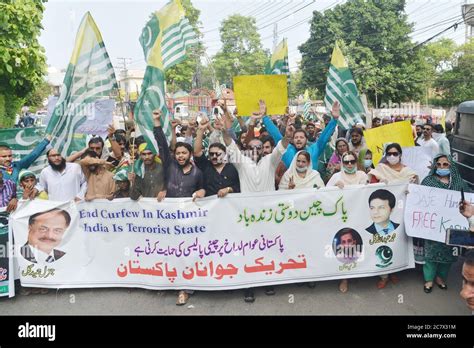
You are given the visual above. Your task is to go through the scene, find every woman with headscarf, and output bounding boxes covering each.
[279,150,325,190]
[368,143,418,185]
[421,154,469,293]
[359,148,374,174]
[326,138,350,177]
[327,151,368,293]
[368,143,418,289]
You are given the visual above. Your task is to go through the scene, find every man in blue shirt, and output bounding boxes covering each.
[261,102,340,170]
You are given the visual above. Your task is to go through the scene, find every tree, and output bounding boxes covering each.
[0,0,47,127]
[433,38,474,106]
[165,0,204,92]
[212,15,269,87]
[299,0,426,106]
[24,79,52,113]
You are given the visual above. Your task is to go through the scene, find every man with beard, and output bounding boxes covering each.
[194,119,240,197]
[39,149,87,202]
[372,117,381,128]
[261,101,340,171]
[79,150,116,201]
[129,111,167,201]
[154,111,205,306]
[222,100,292,302]
[66,136,110,163]
[261,136,275,156]
[415,124,423,144]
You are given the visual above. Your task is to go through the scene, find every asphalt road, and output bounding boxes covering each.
[1,261,470,315]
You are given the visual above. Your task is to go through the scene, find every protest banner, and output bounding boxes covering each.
[0,209,14,297]
[363,120,415,165]
[401,146,432,182]
[233,75,288,116]
[11,184,413,291]
[404,184,473,243]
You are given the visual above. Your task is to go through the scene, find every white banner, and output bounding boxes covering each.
[404,184,473,243]
[11,184,414,290]
[401,146,432,182]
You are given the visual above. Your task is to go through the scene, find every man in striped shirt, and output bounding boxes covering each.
[0,170,17,212]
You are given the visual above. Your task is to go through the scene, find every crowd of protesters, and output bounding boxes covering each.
[0,99,472,307]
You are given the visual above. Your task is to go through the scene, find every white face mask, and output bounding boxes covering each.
[296,166,308,173]
[386,156,400,165]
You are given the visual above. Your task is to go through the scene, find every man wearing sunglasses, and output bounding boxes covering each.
[417,124,440,158]
[193,119,240,198]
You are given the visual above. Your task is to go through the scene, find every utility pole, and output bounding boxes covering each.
[116,57,132,117]
[272,23,278,51]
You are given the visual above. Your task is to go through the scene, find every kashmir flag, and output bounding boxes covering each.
[265,38,290,83]
[324,43,366,130]
[302,89,311,120]
[46,12,118,156]
[134,0,198,150]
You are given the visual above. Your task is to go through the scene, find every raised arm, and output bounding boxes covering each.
[152,109,172,170]
[107,124,123,160]
[17,135,51,170]
[310,101,339,165]
[194,117,210,157]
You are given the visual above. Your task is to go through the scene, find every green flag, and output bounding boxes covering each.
[0,127,47,177]
[265,38,290,85]
[134,0,198,150]
[324,43,366,130]
[46,12,117,156]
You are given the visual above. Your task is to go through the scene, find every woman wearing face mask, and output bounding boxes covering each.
[326,151,368,293]
[279,151,325,190]
[327,151,368,189]
[368,143,418,185]
[326,138,350,178]
[420,155,470,293]
[359,149,374,174]
[368,143,418,289]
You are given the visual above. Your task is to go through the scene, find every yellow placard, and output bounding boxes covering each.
[233,75,288,116]
[363,121,415,165]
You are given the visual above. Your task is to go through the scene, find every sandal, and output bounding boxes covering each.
[377,277,389,289]
[264,286,275,296]
[435,278,447,290]
[20,287,33,296]
[389,274,399,284]
[424,285,433,293]
[339,279,348,293]
[176,290,189,306]
[244,289,255,303]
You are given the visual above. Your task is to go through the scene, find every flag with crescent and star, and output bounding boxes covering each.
[45,12,117,156]
[265,38,290,85]
[324,43,366,130]
[134,0,198,150]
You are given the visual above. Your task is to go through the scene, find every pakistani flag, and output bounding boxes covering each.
[324,43,366,130]
[265,38,290,84]
[135,0,198,150]
[46,12,118,156]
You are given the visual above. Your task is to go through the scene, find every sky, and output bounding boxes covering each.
[39,0,471,73]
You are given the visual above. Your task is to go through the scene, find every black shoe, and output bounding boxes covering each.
[436,283,447,290]
[244,289,255,303]
[423,285,432,293]
[264,286,275,296]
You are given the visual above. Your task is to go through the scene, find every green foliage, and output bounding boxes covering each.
[165,0,204,92]
[0,0,47,98]
[24,79,51,112]
[299,0,426,106]
[432,38,474,106]
[212,15,269,87]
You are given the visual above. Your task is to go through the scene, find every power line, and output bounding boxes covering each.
[257,0,317,30]
[255,0,306,27]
